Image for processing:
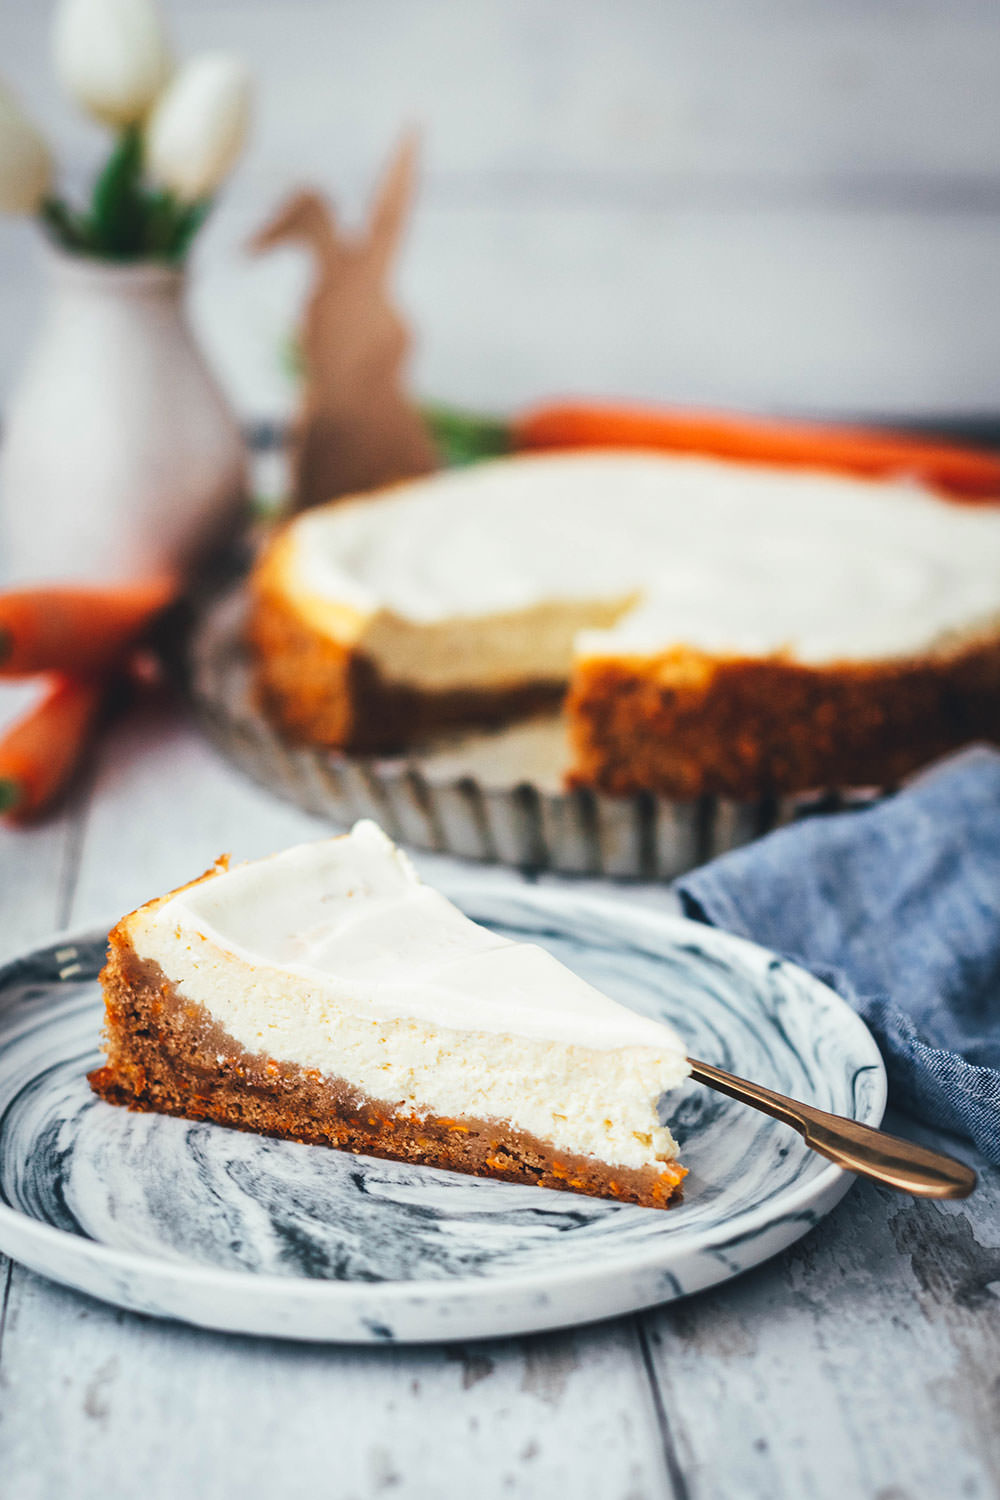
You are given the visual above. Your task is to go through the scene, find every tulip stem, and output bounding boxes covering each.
[90,126,146,257]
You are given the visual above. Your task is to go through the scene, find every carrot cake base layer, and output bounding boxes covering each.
[567,636,1000,799]
[90,936,686,1211]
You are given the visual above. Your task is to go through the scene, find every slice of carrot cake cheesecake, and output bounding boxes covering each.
[90,821,689,1207]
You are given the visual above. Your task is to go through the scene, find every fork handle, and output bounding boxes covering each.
[687,1057,977,1199]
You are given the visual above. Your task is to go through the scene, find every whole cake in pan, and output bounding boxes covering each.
[248,451,1000,798]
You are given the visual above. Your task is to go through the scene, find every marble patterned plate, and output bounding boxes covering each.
[0,889,885,1344]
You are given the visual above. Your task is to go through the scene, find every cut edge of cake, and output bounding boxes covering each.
[249,528,566,751]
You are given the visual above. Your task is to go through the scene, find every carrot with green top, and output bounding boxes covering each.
[0,675,108,823]
[0,578,175,678]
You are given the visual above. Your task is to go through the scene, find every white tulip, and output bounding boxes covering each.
[145,54,251,203]
[52,0,171,128]
[0,83,52,215]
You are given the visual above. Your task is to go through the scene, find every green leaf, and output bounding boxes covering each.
[421,402,511,467]
[89,126,146,258]
[140,188,178,257]
[166,200,211,261]
[39,197,91,253]
[39,138,212,263]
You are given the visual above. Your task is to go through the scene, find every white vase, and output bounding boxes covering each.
[0,249,248,587]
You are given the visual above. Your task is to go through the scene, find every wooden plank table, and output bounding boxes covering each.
[0,696,996,1500]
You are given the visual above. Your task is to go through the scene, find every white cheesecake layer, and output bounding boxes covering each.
[281,451,1000,690]
[125,822,688,1171]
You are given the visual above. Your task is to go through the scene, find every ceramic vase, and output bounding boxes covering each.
[0,249,247,586]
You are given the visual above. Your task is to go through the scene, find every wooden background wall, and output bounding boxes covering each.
[3,0,999,423]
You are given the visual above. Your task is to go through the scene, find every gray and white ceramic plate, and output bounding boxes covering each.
[0,888,885,1344]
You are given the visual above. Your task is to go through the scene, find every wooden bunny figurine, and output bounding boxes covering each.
[250,134,438,512]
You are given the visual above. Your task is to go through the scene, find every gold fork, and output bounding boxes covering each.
[688,1057,977,1199]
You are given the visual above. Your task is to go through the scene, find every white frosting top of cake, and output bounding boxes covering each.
[285,452,1000,680]
[147,821,686,1056]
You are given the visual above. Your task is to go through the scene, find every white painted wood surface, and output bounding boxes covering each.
[0,700,998,1500]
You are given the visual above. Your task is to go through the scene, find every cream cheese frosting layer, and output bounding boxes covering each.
[280,451,1000,690]
[132,821,687,1056]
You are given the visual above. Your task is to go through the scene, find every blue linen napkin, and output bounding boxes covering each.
[676,744,1000,1162]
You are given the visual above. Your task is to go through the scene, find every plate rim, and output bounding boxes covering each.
[0,890,887,1314]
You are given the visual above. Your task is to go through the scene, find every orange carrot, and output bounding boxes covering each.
[0,578,175,678]
[513,402,1000,500]
[0,675,107,823]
